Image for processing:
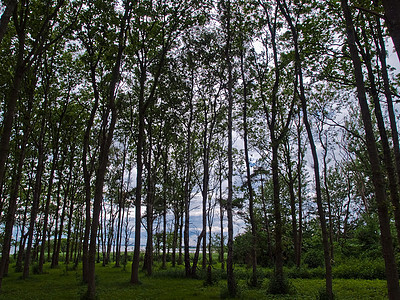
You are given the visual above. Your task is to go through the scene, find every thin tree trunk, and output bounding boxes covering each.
[191,230,205,277]
[131,79,145,284]
[115,140,127,268]
[38,141,60,273]
[224,0,236,295]
[184,76,194,277]
[65,193,75,266]
[296,117,303,268]
[284,141,299,269]
[219,158,225,270]
[144,124,154,276]
[162,156,168,269]
[23,99,47,279]
[240,47,257,286]
[319,133,334,260]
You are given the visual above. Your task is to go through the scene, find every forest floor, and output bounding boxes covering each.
[0,262,388,299]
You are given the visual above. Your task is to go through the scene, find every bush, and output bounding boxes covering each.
[304,249,325,269]
[316,287,335,300]
[266,273,295,295]
[152,267,185,278]
[284,266,325,279]
[333,258,385,280]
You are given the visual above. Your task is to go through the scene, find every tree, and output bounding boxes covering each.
[276,0,333,297]
[219,0,237,295]
[340,0,400,298]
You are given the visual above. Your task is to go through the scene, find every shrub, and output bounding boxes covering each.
[316,287,335,300]
[284,266,325,279]
[267,273,295,295]
[333,258,385,280]
[304,248,325,268]
[152,267,185,278]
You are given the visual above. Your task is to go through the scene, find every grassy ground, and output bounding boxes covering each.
[0,262,388,299]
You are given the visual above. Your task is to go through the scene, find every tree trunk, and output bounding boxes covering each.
[65,193,75,266]
[131,79,145,284]
[382,0,400,62]
[184,78,194,277]
[240,47,257,286]
[38,142,60,273]
[0,85,32,287]
[341,1,400,298]
[115,140,127,268]
[356,25,400,245]
[284,141,299,269]
[319,132,334,260]
[224,0,236,295]
[23,99,47,279]
[191,230,205,277]
[15,173,33,272]
[296,117,303,268]
[219,159,225,270]
[162,157,168,269]
[277,0,332,296]
[374,16,400,206]
[144,130,154,276]
[86,2,130,296]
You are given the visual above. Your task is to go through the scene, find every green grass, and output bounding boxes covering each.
[0,263,389,299]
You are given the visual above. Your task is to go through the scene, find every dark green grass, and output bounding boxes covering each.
[0,263,389,299]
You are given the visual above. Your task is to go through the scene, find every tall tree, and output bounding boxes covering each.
[340,0,400,298]
[276,0,332,297]
[85,1,132,297]
[220,0,236,295]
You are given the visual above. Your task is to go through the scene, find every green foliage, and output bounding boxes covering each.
[333,258,385,280]
[303,248,325,269]
[284,266,325,279]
